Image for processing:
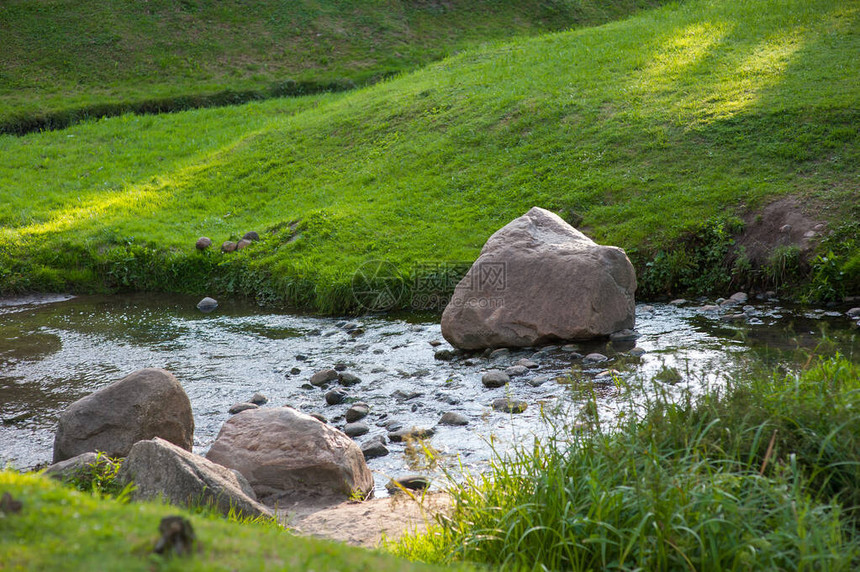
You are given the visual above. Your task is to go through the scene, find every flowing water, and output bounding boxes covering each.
[1,293,857,496]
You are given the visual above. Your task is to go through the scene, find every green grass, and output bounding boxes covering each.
[0,0,665,132]
[0,0,857,309]
[389,356,860,570]
[0,469,461,571]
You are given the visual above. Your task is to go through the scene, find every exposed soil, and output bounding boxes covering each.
[736,195,825,267]
[280,493,450,547]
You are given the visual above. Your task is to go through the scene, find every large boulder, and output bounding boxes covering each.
[53,368,194,463]
[442,207,636,349]
[205,407,373,504]
[117,438,270,518]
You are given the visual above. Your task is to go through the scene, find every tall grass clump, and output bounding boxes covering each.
[392,356,860,570]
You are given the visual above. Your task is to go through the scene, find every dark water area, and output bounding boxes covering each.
[1,293,857,496]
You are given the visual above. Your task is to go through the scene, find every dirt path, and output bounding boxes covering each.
[278,492,450,548]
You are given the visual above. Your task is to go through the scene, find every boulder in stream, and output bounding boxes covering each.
[441,207,636,349]
[53,368,194,463]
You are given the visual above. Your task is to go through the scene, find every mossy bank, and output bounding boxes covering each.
[0,0,857,312]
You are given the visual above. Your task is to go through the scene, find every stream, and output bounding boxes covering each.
[1,293,857,496]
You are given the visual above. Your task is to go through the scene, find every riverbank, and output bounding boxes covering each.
[1,0,857,310]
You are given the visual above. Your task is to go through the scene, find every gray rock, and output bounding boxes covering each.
[720,313,747,322]
[325,388,349,406]
[628,347,647,357]
[386,475,431,494]
[118,437,270,518]
[528,376,550,387]
[492,398,527,414]
[516,358,539,369]
[482,370,510,388]
[53,368,194,463]
[669,299,687,306]
[345,403,370,423]
[583,353,608,364]
[338,372,361,386]
[392,389,423,401]
[438,412,469,426]
[205,407,373,503]
[221,241,238,253]
[43,452,102,483]
[310,369,339,387]
[505,365,529,377]
[343,422,370,438]
[441,209,635,350]
[489,348,511,360]
[846,307,860,318]
[196,297,218,313]
[229,402,259,415]
[361,441,389,460]
[609,329,640,341]
[434,349,457,361]
[195,237,212,250]
[561,344,580,352]
[309,413,327,423]
[249,392,268,405]
[697,305,720,313]
[388,427,435,442]
[243,231,260,241]
[428,340,443,347]
[236,239,253,250]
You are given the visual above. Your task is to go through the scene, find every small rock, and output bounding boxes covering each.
[310,369,339,387]
[195,237,212,250]
[434,349,456,361]
[392,389,423,401]
[638,305,655,313]
[429,340,443,347]
[334,363,349,372]
[823,311,842,317]
[236,239,252,250]
[228,402,259,415]
[386,476,431,494]
[342,322,359,332]
[492,398,527,414]
[669,299,687,306]
[628,347,647,357]
[516,358,539,369]
[249,393,268,405]
[290,367,302,375]
[719,313,747,322]
[779,224,792,233]
[561,344,580,353]
[383,419,404,432]
[388,427,435,442]
[346,403,370,423]
[803,230,816,239]
[489,348,510,360]
[196,297,218,313]
[583,353,608,364]
[338,373,362,387]
[505,365,529,377]
[309,413,327,423]
[438,412,469,426]
[609,329,640,341]
[243,231,260,241]
[361,441,389,460]
[528,376,550,387]
[343,422,370,438]
[482,370,510,388]
[325,388,349,406]
[370,366,386,373]
[295,354,308,361]
[697,305,720,313]
[221,241,238,253]
[847,307,860,318]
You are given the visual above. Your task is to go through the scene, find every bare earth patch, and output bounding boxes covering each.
[736,195,825,266]
[279,493,450,547]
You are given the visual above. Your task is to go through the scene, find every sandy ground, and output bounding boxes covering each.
[278,492,450,548]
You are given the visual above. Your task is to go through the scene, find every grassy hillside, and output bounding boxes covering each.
[0,0,663,133]
[0,470,456,571]
[0,0,857,310]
